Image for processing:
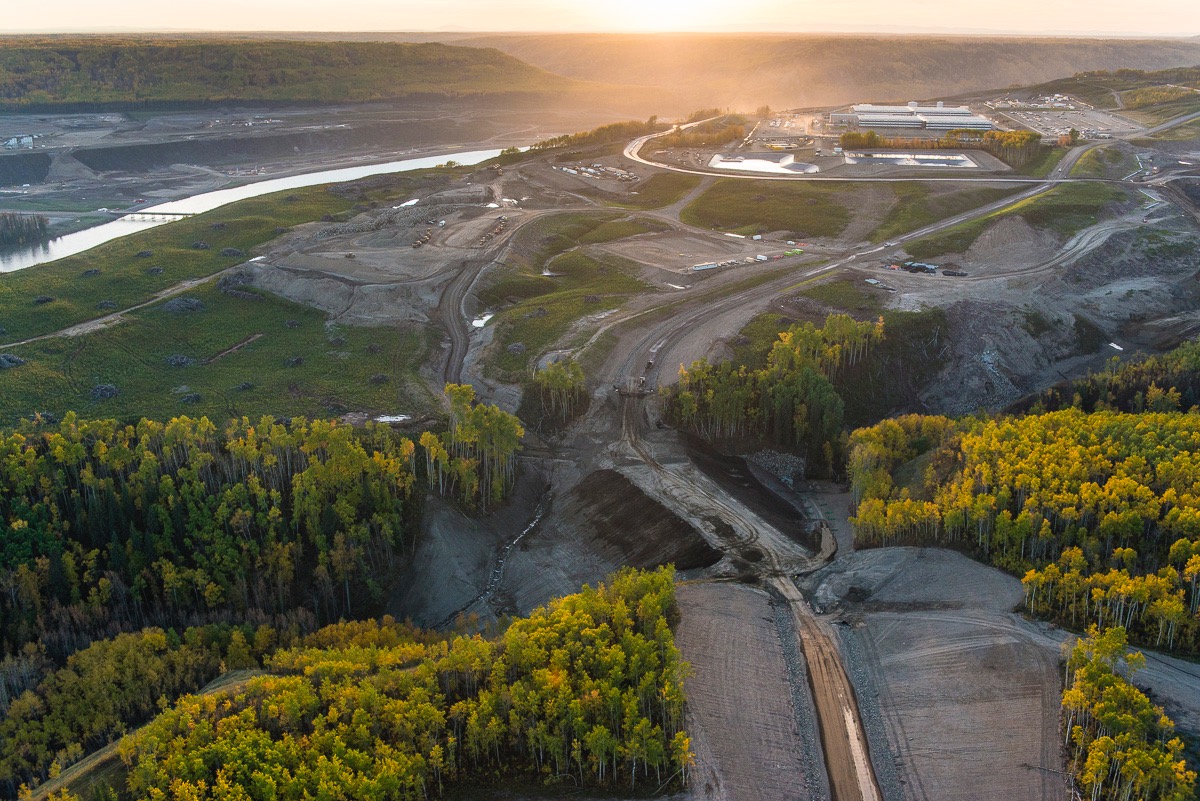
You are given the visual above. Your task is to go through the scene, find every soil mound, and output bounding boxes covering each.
[557,469,721,570]
[964,215,1056,269]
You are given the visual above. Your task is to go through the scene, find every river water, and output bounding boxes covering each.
[0,148,502,273]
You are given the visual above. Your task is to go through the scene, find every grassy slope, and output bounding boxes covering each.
[478,212,655,376]
[0,39,616,109]
[0,171,466,424]
[1069,146,1139,179]
[590,173,703,211]
[1,282,435,425]
[905,183,1129,260]
[681,179,850,237]
[871,184,1024,243]
[0,188,351,342]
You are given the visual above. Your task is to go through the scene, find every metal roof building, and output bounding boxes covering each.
[830,101,994,132]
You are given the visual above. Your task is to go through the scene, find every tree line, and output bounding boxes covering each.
[1013,339,1200,417]
[848,406,1200,654]
[417,383,523,510]
[0,40,567,109]
[839,128,1045,167]
[532,357,588,424]
[531,119,666,151]
[1062,626,1194,801]
[2,623,290,797]
[664,314,883,474]
[0,385,523,664]
[98,567,691,801]
[0,213,48,248]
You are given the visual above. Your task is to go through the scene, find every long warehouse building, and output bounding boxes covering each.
[829,101,994,132]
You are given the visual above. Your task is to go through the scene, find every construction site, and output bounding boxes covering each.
[4,82,1200,801]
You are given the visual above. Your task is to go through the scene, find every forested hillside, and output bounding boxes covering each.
[0,40,615,110]
[664,313,883,474]
[32,568,691,801]
[846,338,1200,656]
[0,384,520,663]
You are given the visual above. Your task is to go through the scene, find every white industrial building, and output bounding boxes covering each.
[829,102,994,132]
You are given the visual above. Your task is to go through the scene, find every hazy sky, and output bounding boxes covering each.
[6,0,1199,36]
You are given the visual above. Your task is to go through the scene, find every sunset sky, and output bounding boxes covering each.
[6,0,1199,36]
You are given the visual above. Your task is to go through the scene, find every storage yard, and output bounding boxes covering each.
[991,97,1143,139]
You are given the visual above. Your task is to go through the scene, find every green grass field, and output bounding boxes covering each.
[905,183,1128,260]
[487,250,648,377]
[476,211,660,377]
[609,173,703,210]
[1017,147,1068,178]
[1069,146,1139,179]
[871,184,1023,244]
[0,188,353,343]
[798,279,885,315]
[680,179,851,238]
[0,168,459,344]
[0,282,434,426]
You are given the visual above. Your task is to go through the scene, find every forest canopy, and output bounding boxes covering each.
[100,567,692,801]
[0,40,589,110]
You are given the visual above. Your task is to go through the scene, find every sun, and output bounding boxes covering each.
[602,0,730,32]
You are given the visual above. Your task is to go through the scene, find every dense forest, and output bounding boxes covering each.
[846,337,1200,656]
[1063,627,1194,801]
[0,40,590,110]
[664,313,883,474]
[849,409,1200,653]
[0,384,521,662]
[1,623,281,794]
[1015,339,1200,416]
[0,213,48,248]
[31,567,689,801]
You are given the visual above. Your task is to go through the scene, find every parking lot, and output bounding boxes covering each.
[998,106,1142,139]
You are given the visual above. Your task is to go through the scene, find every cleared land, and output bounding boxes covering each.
[674,582,820,801]
[905,182,1130,259]
[811,548,1067,801]
[0,282,433,424]
[681,180,853,237]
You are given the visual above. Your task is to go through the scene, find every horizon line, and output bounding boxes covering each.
[1,28,1198,39]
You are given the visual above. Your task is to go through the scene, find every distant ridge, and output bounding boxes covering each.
[0,38,658,112]
[451,33,1200,110]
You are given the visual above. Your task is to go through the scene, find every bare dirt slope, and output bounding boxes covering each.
[811,549,1067,801]
[674,582,823,801]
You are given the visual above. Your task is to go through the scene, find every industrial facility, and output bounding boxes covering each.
[828,101,994,133]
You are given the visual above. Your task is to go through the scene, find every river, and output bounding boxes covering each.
[0,148,503,273]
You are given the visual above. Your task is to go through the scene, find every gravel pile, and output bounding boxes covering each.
[163,297,205,314]
[96,300,118,310]
[217,271,259,301]
[219,247,246,258]
[837,626,904,801]
[771,594,826,800]
[90,384,119,400]
[0,354,26,369]
[312,204,450,239]
[747,449,806,487]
